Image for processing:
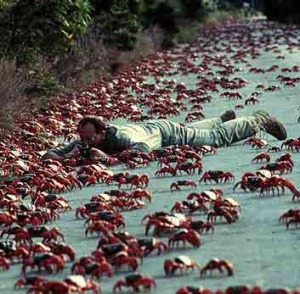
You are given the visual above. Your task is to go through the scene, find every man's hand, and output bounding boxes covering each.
[65,146,80,158]
[42,152,62,161]
[89,148,109,162]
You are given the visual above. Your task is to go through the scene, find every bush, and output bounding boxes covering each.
[51,35,110,91]
[90,0,144,50]
[0,60,28,131]
[203,7,247,24]
[262,0,300,23]
[0,0,91,65]
[179,0,204,19]
[175,22,200,44]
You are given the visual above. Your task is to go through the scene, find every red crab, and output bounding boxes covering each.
[75,202,114,219]
[117,174,150,189]
[235,104,244,110]
[155,166,177,177]
[32,193,70,210]
[171,200,209,215]
[0,240,29,262]
[0,225,64,245]
[170,180,197,191]
[175,162,203,175]
[157,156,185,168]
[25,278,100,294]
[64,275,100,294]
[233,171,269,193]
[279,209,300,223]
[184,150,203,162]
[281,138,300,152]
[200,258,234,277]
[84,210,125,229]
[143,212,187,236]
[245,97,259,105]
[113,273,156,293]
[187,189,223,202]
[176,286,213,294]
[137,237,168,256]
[72,258,114,279]
[207,198,240,224]
[259,161,293,175]
[251,152,271,163]
[197,145,217,155]
[14,276,47,289]
[168,228,201,248]
[111,251,141,272]
[44,241,76,262]
[275,153,293,166]
[164,255,200,277]
[22,252,65,275]
[0,256,10,270]
[199,171,234,184]
[182,219,215,234]
[243,137,268,149]
[128,189,152,202]
[267,146,282,153]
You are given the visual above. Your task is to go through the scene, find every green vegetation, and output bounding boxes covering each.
[262,0,300,23]
[0,0,261,131]
[0,0,91,64]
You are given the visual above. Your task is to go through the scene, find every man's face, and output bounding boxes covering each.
[78,123,98,146]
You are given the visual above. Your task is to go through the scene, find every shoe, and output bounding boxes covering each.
[253,110,287,140]
[220,110,236,122]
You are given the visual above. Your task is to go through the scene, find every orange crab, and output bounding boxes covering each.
[251,152,271,163]
[200,258,234,277]
[164,255,200,277]
[168,229,201,249]
[170,180,197,191]
[113,273,156,293]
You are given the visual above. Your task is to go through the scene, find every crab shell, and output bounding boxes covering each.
[64,275,87,288]
[174,255,193,266]
[202,191,218,201]
[165,214,186,226]
[223,198,240,207]
[256,169,272,178]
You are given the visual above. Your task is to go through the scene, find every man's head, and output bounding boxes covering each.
[77,116,107,147]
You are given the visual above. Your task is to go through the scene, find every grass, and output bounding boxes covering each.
[0,60,28,132]
[203,8,263,25]
[175,21,201,44]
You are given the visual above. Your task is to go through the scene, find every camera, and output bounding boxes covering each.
[79,144,91,159]
[79,136,95,159]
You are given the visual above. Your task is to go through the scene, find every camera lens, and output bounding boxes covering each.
[87,136,95,146]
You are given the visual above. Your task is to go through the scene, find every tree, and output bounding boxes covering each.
[89,0,144,50]
[0,0,91,64]
[179,0,204,19]
[262,0,300,23]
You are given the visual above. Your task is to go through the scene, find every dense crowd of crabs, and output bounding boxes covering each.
[0,19,299,293]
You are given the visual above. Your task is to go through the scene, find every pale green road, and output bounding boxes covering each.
[1,20,300,293]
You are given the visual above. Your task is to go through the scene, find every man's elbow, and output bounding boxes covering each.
[130,143,152,153]
[41,151,62,161]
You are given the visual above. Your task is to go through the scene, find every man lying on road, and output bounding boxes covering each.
[42,110,287,163]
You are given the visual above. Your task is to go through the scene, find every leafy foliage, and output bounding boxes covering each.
[179,0,204,19]
[89,0,144,50]
[0,0,91,64]
[0,0,208,110]
[262,0,300,23]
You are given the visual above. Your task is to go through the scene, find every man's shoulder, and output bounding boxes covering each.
[64,139,82,146]
[106,125,118,136]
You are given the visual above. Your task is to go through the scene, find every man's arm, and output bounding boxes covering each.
[42,140,82,160]
[114,131,152,153]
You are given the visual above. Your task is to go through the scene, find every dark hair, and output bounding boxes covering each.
[77,116,107,134]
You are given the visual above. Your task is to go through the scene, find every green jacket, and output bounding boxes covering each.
[46,122,163,157]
